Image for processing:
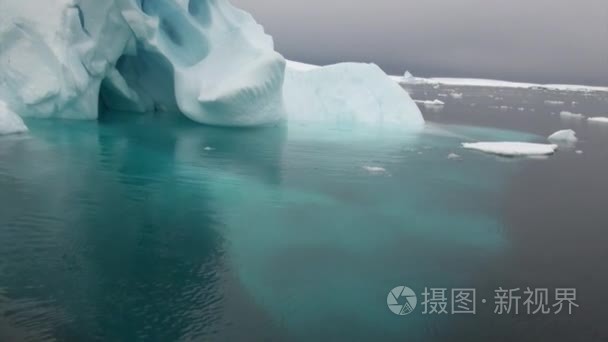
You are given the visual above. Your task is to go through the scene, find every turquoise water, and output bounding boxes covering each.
[0,113,538,341]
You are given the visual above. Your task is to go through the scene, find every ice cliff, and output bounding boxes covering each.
[0,0,423,128]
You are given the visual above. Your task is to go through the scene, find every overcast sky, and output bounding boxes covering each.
[231,0,608,86]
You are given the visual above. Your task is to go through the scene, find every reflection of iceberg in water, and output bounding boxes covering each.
[0,116,228,340]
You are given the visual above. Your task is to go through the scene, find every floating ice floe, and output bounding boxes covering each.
[587,117,608,124]
[450,93,464,99]
[362,166,388,174]
[560,111,585,119]
[414,99,445,109]
[447,153,462,160]
[544,100,565,106]
[548,129,578,144]
[0,101,28,135]
[462,142,558,157]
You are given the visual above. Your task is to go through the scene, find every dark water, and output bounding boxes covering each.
[0,85,607,341]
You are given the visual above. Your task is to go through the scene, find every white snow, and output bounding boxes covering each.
[462,142,558,157]
[588,117,608,124]
[560,111,585,119]
[0,101,28,135]
[284,62,424,129]
[548,129,577,143]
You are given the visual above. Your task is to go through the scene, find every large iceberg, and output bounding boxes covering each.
[0,0,423,129]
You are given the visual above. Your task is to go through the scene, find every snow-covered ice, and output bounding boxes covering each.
[0,101,28,135]
[462,142,558,157]
[447,153,462,160]
[588,117,608,124]
[548,130,577,143]
[544,100,565,106]
[560,111,585,120]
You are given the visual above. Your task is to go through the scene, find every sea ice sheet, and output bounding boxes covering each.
[462,142,558,157]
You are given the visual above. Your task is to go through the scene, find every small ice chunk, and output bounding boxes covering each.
[517,107,525,111]
[588,117,608,124]
[204,146,215,151]
[560,111,585,119]
[548,129,578,143]
[462,142,558,157]
[414,99,445,109]
[414,99,445,106]
[0,101,28,135]
[447,153,462,160]
[575,150,584,154]
[363,166,388,174]
[545,100,565,106]
[450,93,464,99]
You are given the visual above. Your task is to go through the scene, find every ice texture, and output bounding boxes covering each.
[548,129,577,143]
[284,62,424,129]
[0,101,28,135]
[0,0,289,126]
[462,142,558,157]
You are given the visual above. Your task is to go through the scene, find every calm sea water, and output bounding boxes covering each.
[0,85,607,341]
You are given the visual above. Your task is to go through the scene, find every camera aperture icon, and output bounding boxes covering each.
[387,286,418,315]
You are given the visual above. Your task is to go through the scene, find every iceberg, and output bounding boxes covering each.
[284,62,424,129]
[548,129,577,143]
[462,142,558,157]
[0,1,424,129]
[0,101,28,135]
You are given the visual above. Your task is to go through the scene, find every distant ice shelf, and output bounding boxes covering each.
[462,142,558,157]
[394,71,608,93]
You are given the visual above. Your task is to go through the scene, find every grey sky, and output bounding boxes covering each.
[231,0,608,86]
